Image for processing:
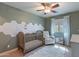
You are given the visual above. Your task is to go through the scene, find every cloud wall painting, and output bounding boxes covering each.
[0,21,44,37]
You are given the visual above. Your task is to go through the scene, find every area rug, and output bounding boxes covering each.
[24,44,71,57]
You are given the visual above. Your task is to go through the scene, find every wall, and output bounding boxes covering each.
[70,12,79,34]
[0,3,45,52]
[44,18,51,34]
[70,12,79,42]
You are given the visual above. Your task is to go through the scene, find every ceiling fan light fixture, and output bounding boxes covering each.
[44,6,50,13]
[44,9,50,13]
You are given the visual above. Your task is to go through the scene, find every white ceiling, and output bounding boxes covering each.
[3,2,79,18]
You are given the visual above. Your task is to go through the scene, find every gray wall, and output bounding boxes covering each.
[70,12,79,34]
[0,3,45,52]
[45,11,79,36]
[44,18,51,34]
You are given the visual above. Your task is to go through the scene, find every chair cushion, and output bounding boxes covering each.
[45,38,55,44]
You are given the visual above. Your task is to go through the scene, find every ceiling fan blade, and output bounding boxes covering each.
[41,3,51,7]
[36,10,42,11]
[36,9,44,11]
[51,10,57,13]
[41,3,46,7]
[51,3,59,8]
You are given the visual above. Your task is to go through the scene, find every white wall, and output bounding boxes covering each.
[71,34,79,43]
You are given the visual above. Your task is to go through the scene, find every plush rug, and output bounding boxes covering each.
[24,44,71,57]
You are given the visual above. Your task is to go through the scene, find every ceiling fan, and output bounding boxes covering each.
[36,3,59,15]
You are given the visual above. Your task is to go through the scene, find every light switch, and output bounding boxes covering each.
[8,45,10,48]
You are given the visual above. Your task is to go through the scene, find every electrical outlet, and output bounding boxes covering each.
[8,45,10,48]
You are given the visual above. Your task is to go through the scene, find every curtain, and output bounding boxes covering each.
[63,16,70,45]
[51,18,56,36]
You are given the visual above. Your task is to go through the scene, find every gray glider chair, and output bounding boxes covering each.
[54,32,64,45]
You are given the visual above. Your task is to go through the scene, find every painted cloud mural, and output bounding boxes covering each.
[0,21,44,37]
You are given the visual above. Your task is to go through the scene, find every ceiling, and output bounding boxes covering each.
[3,2,79,18]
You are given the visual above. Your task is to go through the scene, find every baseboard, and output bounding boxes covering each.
[0,48,18,56]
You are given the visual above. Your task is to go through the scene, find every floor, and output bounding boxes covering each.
[25,44,71,57]
[0,42,79,57]
[70,42,79,57]
[0,49,23,57]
